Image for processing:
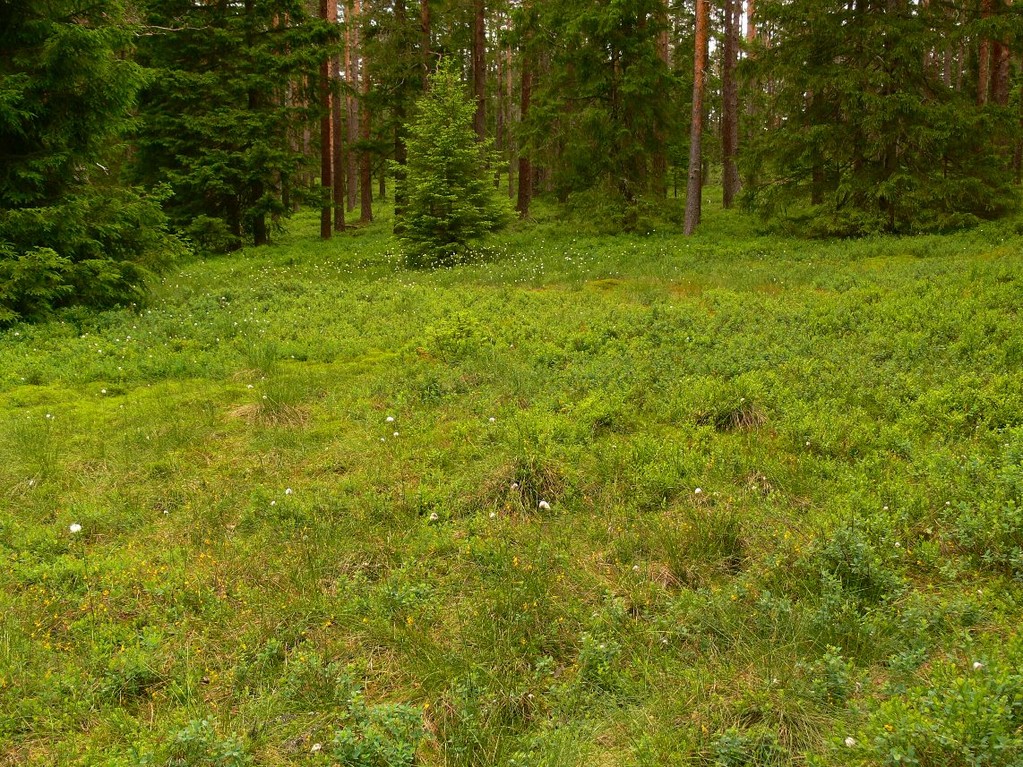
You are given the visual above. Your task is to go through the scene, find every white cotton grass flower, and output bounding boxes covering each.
[489,511,497,519]
[538,500,551,510]
[393,432,399,437]
[69,523,82,534]
[511,482,520,490]
[429,512,439,522]
[844,737,857,748]
[310,743,322,753]
[694,487,703,495]
[386,416,395,423]
[285,488,293,495]
[973,661,984,671]
[488,417,496,423]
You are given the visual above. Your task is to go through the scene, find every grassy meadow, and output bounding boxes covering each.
[3,198,1023,766]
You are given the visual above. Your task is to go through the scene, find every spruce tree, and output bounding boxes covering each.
[0,0,182,323]
[742,0,1019,234]
[397,61,510,267]
[134,0,333,249]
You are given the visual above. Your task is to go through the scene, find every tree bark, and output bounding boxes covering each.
[472,0,487,142]
[516,48,532,218]
[421,0,432,88]
[345,0,359,212]
[329,0,345,232]
[651,0,670,198]
[978,0,992,105]
[722,0,741,208]
[393,0,408,218]
[319,0,332,239]
[359,0,373,225]
[746,0,756,43]
[683,0,709,235]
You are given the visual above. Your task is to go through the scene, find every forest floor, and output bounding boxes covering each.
[3,197,1023,766]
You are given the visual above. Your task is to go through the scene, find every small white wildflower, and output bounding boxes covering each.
[285,488,293,495]
[45,413,53,419]
[429,512,439,522]
[973,661,984,671]
[883,505,889,511]
[844,737,857,748]
[386,416,395,423]
[805,441,810,446]
[632,565,640,572]
[393,431,399,437]
[488,417,496,423]
[894,542,901,548]
[660,637,669,645]
[489,511,497,519]
[270,500,276,506]
[310,743,322,753]
[694,487,702,495]
[247,384,254,389]
[945,501,951,507]
[101,388,107,394]
[69,523,82,534]
[538,500,551,510]
[511,482,520,490]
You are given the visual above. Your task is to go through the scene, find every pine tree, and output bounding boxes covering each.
[397,61,510,266]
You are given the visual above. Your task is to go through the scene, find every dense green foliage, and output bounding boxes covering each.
[134,0,333,249]
[3,202,1023,764]
[743,0,1022,234]
[0,0,183,323]
[398,63,510,266]
[521,0,675,205]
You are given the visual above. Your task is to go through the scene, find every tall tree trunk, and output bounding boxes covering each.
[746,0,756,43]
[472,0,487,142]
[684,0,709,235]
[516,48,533,218]
[329,0,345,232]
[346,1,359,212]
[495,31,505,187]
[722,0,741,208]
[319,0,332,240]
[991,0,1011,107]
[651,0,670,198]
[393,0,409,218]
[359,5,373,225]
[421,0,432,88]
[507,45,516,198]
[978,0,992,104]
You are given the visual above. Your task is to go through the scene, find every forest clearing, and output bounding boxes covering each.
[4,0,1023,763]
[3,201,1023,764]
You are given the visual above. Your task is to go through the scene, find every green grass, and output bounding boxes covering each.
[3,196,1023,765]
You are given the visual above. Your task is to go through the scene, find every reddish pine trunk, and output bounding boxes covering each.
[991,38,1011,105]
[345,1,358,212]
[517,52,532,218]
[319,0,332,239]
[746,0,756,43]
[977,0,992,104]
[330,2,345,232]
[421,0,432,88]
[651,0,670,198]
[473,0,487,142]
[359,0,373,225]
[683,0,709,235]
[722,0,741,208]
